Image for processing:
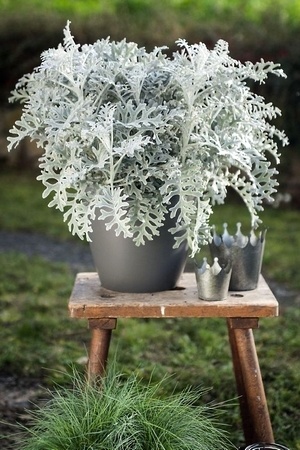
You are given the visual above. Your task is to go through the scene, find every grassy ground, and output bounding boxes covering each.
[2,171,300,290]
[0,170,300,448]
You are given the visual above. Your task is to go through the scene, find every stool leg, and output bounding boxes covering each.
[88,318,117,382]
[227,318,274,444]
[228,321,252,441]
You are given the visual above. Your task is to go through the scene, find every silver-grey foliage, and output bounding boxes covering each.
[8,22,288,256]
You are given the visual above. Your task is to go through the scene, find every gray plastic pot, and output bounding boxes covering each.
[89,211,188,293]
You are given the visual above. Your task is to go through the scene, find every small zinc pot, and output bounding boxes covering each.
[195,257,232,301]
[89,211,188,293]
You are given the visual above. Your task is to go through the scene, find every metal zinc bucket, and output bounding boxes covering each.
[241,443,289,450]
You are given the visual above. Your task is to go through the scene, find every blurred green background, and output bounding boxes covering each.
[1,0,300,194]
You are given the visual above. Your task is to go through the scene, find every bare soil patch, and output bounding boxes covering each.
[0,375,49,449]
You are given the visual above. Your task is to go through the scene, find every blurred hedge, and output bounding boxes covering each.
[0,2,299,189]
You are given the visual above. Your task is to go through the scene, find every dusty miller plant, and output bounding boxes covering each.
[8,22,288,256]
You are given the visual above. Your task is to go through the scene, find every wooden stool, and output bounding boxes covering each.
[69,272,278,445]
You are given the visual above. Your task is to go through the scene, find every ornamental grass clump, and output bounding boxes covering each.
[18,369,231,450]
[8,22,288,256]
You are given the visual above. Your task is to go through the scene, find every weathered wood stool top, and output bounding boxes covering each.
[69,272,278,318]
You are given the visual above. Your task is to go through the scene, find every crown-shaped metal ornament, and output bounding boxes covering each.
[195,257,232,301]
[209,223,267,291]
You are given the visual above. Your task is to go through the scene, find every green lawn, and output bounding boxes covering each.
[0,170,299,449]
[2,171,300,289]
